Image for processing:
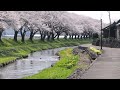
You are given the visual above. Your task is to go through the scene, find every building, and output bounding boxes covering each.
[102,19,120,39]
[116,21,120,40]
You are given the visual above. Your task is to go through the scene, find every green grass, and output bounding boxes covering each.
[0,38,91,65]
[0,57,17,64]
[24,48,79,79]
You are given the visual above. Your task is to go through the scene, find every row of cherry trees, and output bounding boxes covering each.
[0,11,101,42]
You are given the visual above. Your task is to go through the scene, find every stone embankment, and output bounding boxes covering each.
[67,45,100,79]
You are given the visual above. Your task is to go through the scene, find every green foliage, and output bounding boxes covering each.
[54,48,79,69]
[92,33,99,39]
[25,67,73,79]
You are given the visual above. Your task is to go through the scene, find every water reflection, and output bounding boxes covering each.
[51,49,54,55]
[30,60,33,69]
[0,74,3,79]
[30,52,33,56]
[30,60,33,65]
[48,50,50,55]
[0,46,76,79]
[21,60,26,70]
[14,61,18,70]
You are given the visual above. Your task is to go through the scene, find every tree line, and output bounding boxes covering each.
[0,11,105,42]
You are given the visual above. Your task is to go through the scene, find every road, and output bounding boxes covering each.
[80,44,120,79]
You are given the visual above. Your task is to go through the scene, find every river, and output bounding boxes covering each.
[0,46,77,79]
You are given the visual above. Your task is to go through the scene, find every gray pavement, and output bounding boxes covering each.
[80,44,120,79]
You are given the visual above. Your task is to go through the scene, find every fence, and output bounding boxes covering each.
[92,38,120,48]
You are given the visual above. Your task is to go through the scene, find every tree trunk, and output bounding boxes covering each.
[84,35,86,39]
[42,34,46,41]
[29,35,34,41]
[86,34,88,39]
[81,35,83,39]
[40,32,46,41]
[46,32,50,41]
[20,26,26,42]
[51,33,54,41]
[83,34,85,39]
[55,32,61,40]
[0,31,2,42]
[41,34,43,41]
[57,35,59,39]
[64,35,67,39]
[69,35,71,39]
[14,31,18,42]
[78,35,80,39]
[29,32,34,42]
[30,31,37,42]
[29,31,33,41]
[75,35,77,39]
[71,35,74,39]
[47,35,50,41]
[21,33,25,42]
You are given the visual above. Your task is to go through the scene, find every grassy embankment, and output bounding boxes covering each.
[24,48,80,79]
[0,38,91,65]
[24,44,102,79]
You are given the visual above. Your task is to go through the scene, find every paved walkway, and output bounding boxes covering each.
[80,44,120,79]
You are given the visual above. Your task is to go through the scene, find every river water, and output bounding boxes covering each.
[0,46,76,79]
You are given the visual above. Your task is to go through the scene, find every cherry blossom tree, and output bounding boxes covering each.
[0,11,107,42]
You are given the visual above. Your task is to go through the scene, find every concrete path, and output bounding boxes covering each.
[80,44,120,79]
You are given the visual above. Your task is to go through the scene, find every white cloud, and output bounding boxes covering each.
[68,11,120,24]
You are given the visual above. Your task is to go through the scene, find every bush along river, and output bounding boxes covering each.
[0,46,76,79]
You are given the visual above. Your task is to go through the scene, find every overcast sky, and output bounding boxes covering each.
[68,11,120,24]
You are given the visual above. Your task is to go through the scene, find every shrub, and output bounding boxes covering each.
[89,47,102,55]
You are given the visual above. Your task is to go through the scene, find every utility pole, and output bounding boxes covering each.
[101,19,103,50]
[108,11,111,38]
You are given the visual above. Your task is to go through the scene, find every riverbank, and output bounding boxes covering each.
[0,38,91,67]
[24,48,80,79]
[23,45,101,79]
[68,45,102,79]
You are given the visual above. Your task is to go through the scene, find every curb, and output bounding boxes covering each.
[80,54,102,79]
